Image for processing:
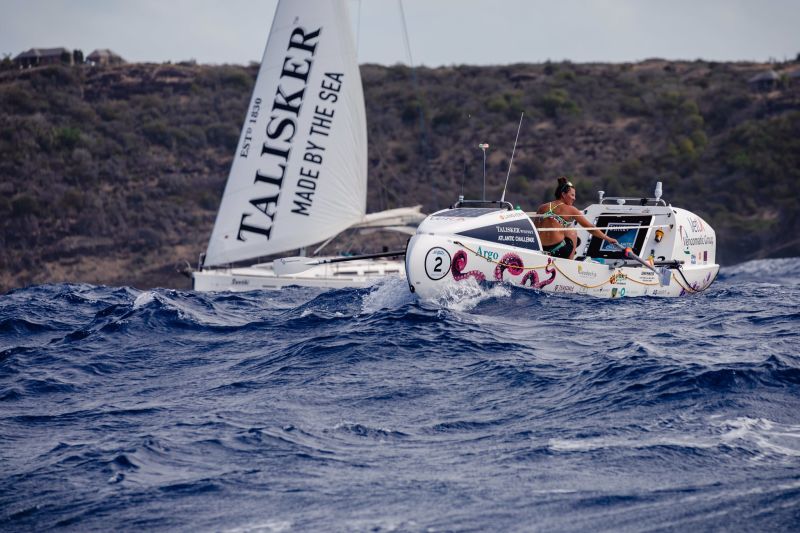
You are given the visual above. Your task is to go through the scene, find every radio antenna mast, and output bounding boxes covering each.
[479,143,489,200]
[460,113,474,202]
[500,112,524,203]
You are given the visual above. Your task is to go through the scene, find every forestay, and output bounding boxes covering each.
[204,0,366,267]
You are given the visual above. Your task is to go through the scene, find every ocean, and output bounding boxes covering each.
[1,258,799,532]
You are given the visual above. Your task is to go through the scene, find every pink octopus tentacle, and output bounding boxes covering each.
[521,258,558,288]
[520,270,539,287]
[452,250,486,282]
[534,259,558,289]
[494,253,524,281]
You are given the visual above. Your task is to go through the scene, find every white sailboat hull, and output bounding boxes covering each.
[193,258,407,292]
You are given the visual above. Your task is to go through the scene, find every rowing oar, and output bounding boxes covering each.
[613,243,672,287]
[273,249,406,276]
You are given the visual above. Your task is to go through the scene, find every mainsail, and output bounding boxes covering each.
[204,0,366,267]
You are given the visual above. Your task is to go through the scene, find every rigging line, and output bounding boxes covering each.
[398,0,414,68]
[454,241,548,271]
[501,113,524,203]
[673,265,716,294]
[312,234,338,256]
[371,140,406,206]
[526,212,674,219]
[397,0,430,167]
[354,0,362,56]
[672,272,699,293]
[549,262,626,289]
[455,241,611,288]
[536,224,672,232]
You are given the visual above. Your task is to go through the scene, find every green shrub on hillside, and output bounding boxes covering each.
[55,127,81,150]
[485,91,524,120]
[537,88,580,119]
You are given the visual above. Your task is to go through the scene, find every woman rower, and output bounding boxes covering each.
[532,177,618,259]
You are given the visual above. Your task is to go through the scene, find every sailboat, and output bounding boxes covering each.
[192,0,424,292]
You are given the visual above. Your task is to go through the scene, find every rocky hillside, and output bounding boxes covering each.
[0,59,798,291]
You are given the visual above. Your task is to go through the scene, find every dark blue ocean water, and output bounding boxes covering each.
[1,258,799,532]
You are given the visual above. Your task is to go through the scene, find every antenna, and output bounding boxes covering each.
[460,159,467,202]
[500,112,524,203]
[479,143,489,200]
[461,113,472,201]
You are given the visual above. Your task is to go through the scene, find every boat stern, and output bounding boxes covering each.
[405,204,544,298]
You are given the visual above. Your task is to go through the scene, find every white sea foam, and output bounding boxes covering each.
[713,416,800,459]
[223,520,293,533]
[133,290,253,327]
[361,277,415,313]
[547,434,716,453]
[426,278,511,312]
[132,291,156,309]
[547,416,800,459]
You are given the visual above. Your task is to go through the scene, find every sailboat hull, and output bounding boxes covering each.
[193,259,407,292]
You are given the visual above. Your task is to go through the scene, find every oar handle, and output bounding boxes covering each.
[317,249,406,265]
[613,243,649,268]
[612,243,671,287]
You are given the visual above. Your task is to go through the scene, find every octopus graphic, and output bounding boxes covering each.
[520,257,557,289]
[494,253,524,281]
[679,271,713,296]
[451,250,486,282]
[679,283,699,297]
[491,252,557,289]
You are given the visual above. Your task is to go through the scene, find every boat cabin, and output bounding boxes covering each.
[574,190,716,269]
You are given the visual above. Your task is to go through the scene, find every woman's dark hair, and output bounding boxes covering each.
[554,176,574,199]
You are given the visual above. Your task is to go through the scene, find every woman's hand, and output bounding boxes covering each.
[606,236,619,246]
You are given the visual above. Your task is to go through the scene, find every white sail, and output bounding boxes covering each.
[204,0,366,267]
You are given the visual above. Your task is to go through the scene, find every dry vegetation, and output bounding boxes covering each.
[1,58,798,291]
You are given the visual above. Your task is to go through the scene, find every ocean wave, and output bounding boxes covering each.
[718,257,800,284]
[1,260,799,531]
[547,416,800,461]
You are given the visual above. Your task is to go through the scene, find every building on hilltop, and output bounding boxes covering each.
[748,69,779,92]
[86,49,125,66]
[13,47,73,68]
[786,68,800,86]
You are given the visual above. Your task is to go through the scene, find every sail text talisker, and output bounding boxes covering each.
[237,26,321,242]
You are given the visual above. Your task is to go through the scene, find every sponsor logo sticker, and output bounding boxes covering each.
[498,212,525,220]
[577,264,598,279]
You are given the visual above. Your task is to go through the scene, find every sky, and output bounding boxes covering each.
[1,0,798,67]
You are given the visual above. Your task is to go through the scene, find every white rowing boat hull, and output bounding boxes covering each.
[405,233,718,299]
[404,198,719,300]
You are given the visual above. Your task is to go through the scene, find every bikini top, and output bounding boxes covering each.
[542,202,572,228]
